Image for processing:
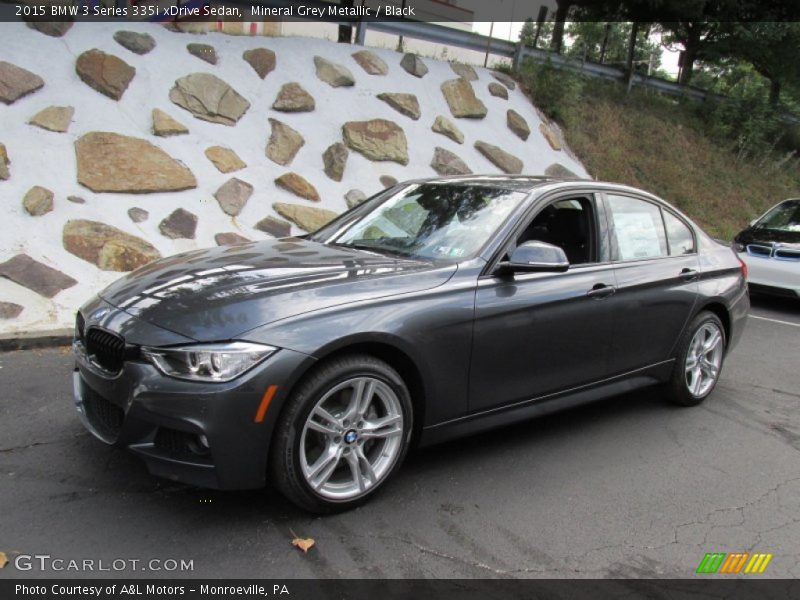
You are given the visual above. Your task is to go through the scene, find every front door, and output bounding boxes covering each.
[469,193,618,412]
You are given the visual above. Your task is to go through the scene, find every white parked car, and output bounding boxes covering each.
[734,198,800,298]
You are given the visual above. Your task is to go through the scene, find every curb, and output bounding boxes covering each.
[0,329,73,352]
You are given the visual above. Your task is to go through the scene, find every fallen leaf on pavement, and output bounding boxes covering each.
[291,537,315,553]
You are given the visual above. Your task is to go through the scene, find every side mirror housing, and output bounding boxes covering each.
[497,241,570,274]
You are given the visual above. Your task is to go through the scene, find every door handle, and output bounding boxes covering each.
[679,268,699,282]
[587,283,616,299]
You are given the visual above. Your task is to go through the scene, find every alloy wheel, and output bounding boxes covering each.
[299,376,404,501]
[684,322,724,398]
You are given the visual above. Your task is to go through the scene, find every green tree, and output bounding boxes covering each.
[719,22,800,105]
[567,22,661,71]
[550,0,572,54]
[519,17,536,47]
[552,0,629,54]
[700,63,784,161]
[649,0,750,86]
[550,0,600,53]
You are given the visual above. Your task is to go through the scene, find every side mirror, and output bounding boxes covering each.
[497,241,570,274]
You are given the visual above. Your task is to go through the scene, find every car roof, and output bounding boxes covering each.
[407,174,655,197]
[406,175,700,226]
[406,174,582,193]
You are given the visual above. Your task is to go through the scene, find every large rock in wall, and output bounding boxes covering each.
[273,203,338,233]
[113,31,156,55]
[266,119,305,166]
[342,119,409,165]
[75,49,136,101]
[474,141,523,174]
[169,73,250,125]
[0,143,9,180]
[63,220,161,272]
[0,61,44,104]
[441,78,487,119]
[243,48,276,79]
[75,132,197,193]
[29,105,74,132]
[0,254,77,297]
[352,50,387,76]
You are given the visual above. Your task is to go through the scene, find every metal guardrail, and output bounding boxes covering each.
[356,20,516,58]
[355,19,709,100]
[354,19,799,124]
[514,44,714,102]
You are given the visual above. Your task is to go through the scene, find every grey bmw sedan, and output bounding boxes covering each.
[72,176,749,512]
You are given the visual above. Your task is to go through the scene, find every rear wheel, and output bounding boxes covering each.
[270,354,413,513]
[666,311,726,406]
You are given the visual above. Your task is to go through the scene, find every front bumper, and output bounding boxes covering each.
[73,339,314,490]
[739,252,800,297]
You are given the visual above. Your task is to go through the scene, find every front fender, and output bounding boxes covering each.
[239,282,476,427]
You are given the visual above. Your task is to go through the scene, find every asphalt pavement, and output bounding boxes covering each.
[1,294,798,579]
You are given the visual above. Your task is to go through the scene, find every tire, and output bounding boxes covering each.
[270,354,413,513]
[666,311,726,407]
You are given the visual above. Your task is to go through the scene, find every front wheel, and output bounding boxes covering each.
[270,354,413,513]
[666,311,726,406]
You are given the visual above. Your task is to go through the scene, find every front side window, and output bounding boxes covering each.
[313,183,528,261]
[514,196,596,264]
[663,211,695,255]
[607,194,668,261]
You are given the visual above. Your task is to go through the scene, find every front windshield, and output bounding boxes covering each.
[315,183,528,261]
[755,200,800,232]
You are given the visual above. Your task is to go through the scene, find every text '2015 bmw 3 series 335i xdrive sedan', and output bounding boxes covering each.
[72,176,749,512]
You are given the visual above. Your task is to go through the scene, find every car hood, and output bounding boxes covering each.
[735,227,800,246]
[98,238,456,342]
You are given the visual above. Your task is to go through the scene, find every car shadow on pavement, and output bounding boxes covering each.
[68,384,672,521]
[749,292,799,314]
[404,386,670,473]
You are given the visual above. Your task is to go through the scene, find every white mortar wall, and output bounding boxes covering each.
[0,21,588,335]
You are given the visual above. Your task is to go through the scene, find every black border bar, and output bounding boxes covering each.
[3,579,800,600]
[3,0,800,24]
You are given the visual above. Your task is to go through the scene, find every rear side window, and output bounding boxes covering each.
[607,195,668,260]
[663,211,695,255]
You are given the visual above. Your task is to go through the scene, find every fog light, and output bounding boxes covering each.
[186,433,210,456]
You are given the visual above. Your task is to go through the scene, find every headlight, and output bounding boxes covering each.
[141,342,277,382]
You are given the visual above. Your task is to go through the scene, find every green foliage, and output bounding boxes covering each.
[716,22,800,105]
[493,62,515,76]
[537,20,554,49]
[699,64,786,162]
[516,58,586,122]
[566,22,661,71]
[505,10,800,237]
[519,17,536,47]
[518,18,554,50]
[519,72,799,238]
[516,18,800,161]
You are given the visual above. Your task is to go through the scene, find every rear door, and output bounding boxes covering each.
[604,192,700,375]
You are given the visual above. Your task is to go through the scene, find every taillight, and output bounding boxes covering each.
[737,255,748,280]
